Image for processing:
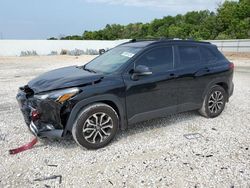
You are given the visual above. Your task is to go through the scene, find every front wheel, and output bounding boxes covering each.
[199,85,227,118]
[72,103,119,149]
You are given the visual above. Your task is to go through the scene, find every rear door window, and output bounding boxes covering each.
[177,46,200,68]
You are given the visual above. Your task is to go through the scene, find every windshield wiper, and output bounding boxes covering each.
[81,65,97,73]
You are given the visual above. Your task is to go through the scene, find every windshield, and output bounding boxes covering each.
[84,46,142,74]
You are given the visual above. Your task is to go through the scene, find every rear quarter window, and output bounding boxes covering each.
[200,46,223,64]
[210,46,227,61]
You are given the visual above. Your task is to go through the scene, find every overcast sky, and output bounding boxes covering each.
[0,0,226,39]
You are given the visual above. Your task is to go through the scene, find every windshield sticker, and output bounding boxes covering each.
[121,52,135,58]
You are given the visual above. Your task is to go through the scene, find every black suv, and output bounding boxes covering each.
[17,39,234,149]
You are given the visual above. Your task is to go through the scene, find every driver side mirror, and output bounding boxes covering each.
[131,65,152,80]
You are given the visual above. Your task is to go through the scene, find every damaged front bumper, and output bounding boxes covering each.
[16,88,65,138]
[29,121,64,138]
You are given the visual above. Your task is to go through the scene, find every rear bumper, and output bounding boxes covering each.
[228,82,234,98]
[17,90,65,138]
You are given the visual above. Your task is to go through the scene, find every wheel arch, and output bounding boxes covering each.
[63,94,127,136]
[202,79,229,102]
[216,82,229,95]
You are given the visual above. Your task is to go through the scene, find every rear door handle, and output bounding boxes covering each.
[204,67,210,72]
[195,67,211,77]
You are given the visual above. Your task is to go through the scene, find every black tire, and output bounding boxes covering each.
[199,85,227,118]
[72,103,119,149]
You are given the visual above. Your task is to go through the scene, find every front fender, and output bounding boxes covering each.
[63,94,127,136]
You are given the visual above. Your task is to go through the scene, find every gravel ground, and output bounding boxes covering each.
[0,55,249,188]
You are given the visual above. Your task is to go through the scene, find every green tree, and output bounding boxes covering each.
[49,0,250,40]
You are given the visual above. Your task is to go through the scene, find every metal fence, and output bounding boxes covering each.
[206,39,250,52]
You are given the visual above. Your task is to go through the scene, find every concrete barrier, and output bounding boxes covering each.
[0,40,129,56]
[0,39,249,56]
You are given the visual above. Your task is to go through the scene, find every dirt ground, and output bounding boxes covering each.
[224,52,250,60]
[0,54,249,187]
[223,52,250,68]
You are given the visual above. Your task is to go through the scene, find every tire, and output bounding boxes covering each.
[72,103,119,149]
[199,85,227,118]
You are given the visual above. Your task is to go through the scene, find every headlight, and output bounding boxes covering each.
[34,88,80,103]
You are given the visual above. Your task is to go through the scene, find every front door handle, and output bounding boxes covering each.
[204,67,210,72]
[169,73,177,78]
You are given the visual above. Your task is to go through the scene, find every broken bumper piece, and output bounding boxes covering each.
[29,121,64,138]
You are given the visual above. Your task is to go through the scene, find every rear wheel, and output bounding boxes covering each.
[72,103,119,149]
[199,85,227,118]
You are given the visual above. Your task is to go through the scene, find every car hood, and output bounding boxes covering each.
[28,66,103,93]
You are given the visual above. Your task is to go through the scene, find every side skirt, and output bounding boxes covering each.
[128,106,177,125]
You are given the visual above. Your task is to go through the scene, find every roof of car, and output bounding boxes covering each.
[121,40,156,47]
[121,39,211,48]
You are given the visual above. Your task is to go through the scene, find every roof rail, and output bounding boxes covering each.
[130,38,159,42]
[119,38,212,47]
[130,38,202,42]
[186,38,195,41]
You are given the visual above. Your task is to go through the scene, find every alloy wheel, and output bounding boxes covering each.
[208,91,224,114]
[82,112,113,144]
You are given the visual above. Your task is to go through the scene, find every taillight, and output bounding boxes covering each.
[229,62,234,70]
